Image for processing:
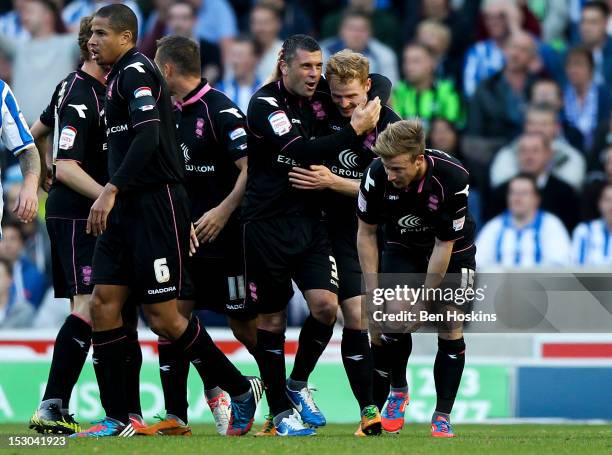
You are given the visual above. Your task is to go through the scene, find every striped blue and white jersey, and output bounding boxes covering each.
[0,79,35,233]
[476,210,571,268]
[572,218,612,266]
[0,79,34,157]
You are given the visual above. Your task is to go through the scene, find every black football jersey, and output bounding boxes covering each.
[174,79,247,258]
[357,149,476,260]
[41,69,107,218]
[104,48,183,192]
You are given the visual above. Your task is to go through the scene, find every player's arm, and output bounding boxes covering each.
[54,102,104,200]
[89,70,161,235]
[356,165,384,292]
[195,104,249,242]
[357,219,379,294]
[29,120,52,190]
[195,156,247,243]
[1,84,39,222]
[248,95,381,162]
[426,175,470,289]
[288,165,360,197]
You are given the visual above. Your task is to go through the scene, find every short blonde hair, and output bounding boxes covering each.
[373,119,425,159]
[325,49,369,85]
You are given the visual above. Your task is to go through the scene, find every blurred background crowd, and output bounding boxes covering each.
[1,0,612,329]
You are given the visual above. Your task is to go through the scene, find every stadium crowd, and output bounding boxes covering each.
[1,0,612,329]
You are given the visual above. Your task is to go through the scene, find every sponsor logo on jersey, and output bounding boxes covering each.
[268,110,291,136]
[134,86,152,98]
[428,194,440,211]
[125,62,146,73]
[186,164,215,173]
[181,143,190,162]
[147,286,177,295]
[229,127,246,141]
[338,149,359,169]
[59,126,77,150]
[398,214,423,229]
[277,154,300,167]
[453,216,465,231]
[107,124,128,134]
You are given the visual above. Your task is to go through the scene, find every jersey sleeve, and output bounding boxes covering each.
[432,173,470,242]
[0,82,34,156]
[247,93,358,163]
[356,163,384,225]
[40,82,61,127]
[214,98,248,161]
[119,66,161,130]
[55,95,94,163]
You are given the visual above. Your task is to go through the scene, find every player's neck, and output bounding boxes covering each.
[414,156,428,182]
[114,45,136,67]
[174,76,203,102]
[81,60,107,85]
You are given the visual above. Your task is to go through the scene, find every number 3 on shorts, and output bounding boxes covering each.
[154,258,171,283]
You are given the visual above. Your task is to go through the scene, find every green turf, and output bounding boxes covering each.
[1,424,611,454]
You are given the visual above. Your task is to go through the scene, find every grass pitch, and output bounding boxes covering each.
[1,423,611,454]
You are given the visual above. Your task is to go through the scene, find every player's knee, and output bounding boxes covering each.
[257,311,286,333]
[309,298,338,325]
[341,297,364,330]
[230,320,257,350]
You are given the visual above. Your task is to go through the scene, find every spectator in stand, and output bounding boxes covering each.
[0,219,47,309]
[263,0,315,39]
[193,0,238,60]
[402,0,480,82]
[0,257,34,329]
[0,0,29,40]
[525,0,570,46]
[62,0,144,37]
[321,8,399,84]
[217,35,261,113]
[581,145,612,220]
[466,31,539,144]
[416,19,460,84]
[142,0,173,38]
[476,173,571,268]
[463,0,523,97]
[391,42,462,129]
[142,0,222,84]
[486,132,580,232]
[250,1,283,82]
[563,45,611,154]
[464,0,562,97]
[320,0,401,52]
[0,0,79,124]
[490,103,587,191]
[572,182,612,266]
[576,0,612,87]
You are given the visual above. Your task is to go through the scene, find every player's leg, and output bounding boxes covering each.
[287,222,339,428]
[142,299,262,436]
[31,219,94,434]
[374,249,424,433]
[430,265,473,438]
[121,300,143,425]
[243,219,314,436]
[154,298,192,433]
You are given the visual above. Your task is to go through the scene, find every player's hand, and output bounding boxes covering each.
[350,97,381,135]
[194,204,231,243]
[13,176,39,223]
[189,223,199,257]
[86,184,117,236]
[288,165,336,190]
